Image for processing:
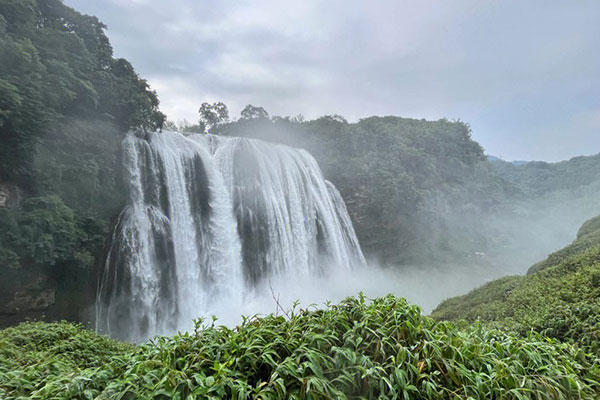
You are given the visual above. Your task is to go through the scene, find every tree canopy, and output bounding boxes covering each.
[240,104,269,120]
[0,0,166,324]
[198,101,229,133]
[0,0,165,183]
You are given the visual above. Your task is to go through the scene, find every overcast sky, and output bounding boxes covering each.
[65,0,600,161]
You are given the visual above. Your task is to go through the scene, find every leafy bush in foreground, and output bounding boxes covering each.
[1,295,599,399]
[0,321,132,398]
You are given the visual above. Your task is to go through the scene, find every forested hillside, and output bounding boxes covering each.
[0,0,164,325]
[216,117,600,266]
[432,214,600,356]
[216,117,513,264]
[490,154,600,196]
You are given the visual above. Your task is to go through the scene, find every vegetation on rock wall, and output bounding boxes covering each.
[0,0,165,323]
[0,196,87,269]
[1,295,599,399]
[0,0,165,183]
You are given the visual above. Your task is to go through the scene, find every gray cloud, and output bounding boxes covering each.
[66,0,600,161]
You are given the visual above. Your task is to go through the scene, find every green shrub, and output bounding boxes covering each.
[0,321,132,398]
[1,295,599,399]
[0,195,103,271]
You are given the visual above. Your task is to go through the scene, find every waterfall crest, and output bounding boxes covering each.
[96,131,365,341]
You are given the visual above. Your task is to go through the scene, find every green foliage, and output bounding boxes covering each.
[0,0,165,182]
[429,275,524,322]
[0,194,108,282]
[240,104,269,120]
[198,101,229,133]
[0,196,81,268]
[432,216,600,356]
[0,321,133,398]
[577,215,600,238]
[1,295,599,399]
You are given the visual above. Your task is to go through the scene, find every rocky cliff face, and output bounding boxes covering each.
[0,266,56,328]
[0,183,23,208]
[0,183,56,327]
[0,272,55,314]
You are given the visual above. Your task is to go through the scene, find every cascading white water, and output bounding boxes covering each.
[96,130,365,341]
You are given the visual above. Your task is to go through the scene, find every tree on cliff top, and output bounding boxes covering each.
[198,102,229,133]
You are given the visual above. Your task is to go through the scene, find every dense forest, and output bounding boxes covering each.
[489,155,600,196]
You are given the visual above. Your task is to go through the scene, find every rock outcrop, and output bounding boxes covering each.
[0,183,23,208]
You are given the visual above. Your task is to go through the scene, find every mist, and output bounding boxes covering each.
[133,123,600,337]
[189,191,600,330]
[192,261,505,328]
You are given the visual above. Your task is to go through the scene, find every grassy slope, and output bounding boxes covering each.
[528,215,600,274]
[1,296,599,399]
[432,215,600,356]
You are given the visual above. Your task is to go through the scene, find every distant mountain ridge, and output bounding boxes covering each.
[489,152,600,196]
[486,155,529,166]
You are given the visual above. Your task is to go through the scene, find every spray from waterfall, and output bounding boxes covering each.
[96,131,365,341]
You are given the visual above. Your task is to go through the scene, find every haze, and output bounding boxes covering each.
[64,0,600,162]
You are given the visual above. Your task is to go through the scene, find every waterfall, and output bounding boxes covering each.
[96,131,365,341]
